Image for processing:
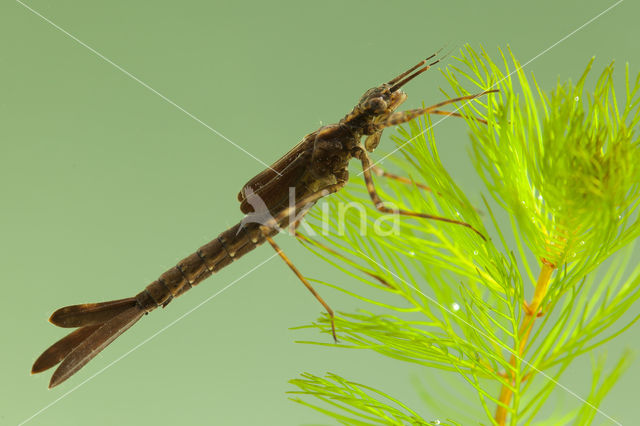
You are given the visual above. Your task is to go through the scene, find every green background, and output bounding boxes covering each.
[2,0,639,424]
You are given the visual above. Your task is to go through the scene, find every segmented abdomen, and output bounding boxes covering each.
[135,222,274,311]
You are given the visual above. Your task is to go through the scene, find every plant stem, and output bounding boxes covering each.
[494,259,556,425]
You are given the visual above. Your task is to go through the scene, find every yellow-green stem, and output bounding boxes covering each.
[494,260,555,425]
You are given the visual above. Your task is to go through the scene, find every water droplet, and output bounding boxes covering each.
[409,251,415,256]
[473,250,479,255]
[433,420,441,425]
[574,96,580,101]
[452,302,460,312]
[579,240,585,246]
[521,200,526,205]
[537,194,543,201]
[571,252,577,258]
[455,211,461,217]
[618,215,623,220]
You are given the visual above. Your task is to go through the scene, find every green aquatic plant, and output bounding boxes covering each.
[288,46,640,425]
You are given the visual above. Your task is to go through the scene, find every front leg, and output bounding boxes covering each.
[376,90,497,130]
[354,148,485,240]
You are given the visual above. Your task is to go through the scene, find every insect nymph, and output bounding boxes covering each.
[32,52,495,388]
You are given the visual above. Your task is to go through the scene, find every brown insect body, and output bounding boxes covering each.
[32,53,495,388]
[237,73,411,214]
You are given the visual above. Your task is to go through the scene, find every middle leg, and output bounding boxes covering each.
[355,148,485,240]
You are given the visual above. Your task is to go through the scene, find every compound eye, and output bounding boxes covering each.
[365,97,387,113]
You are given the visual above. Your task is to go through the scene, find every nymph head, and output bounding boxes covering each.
[343,55,441,133]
